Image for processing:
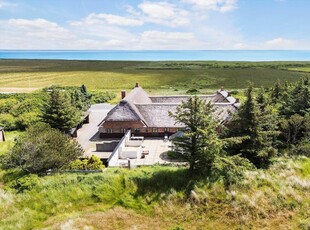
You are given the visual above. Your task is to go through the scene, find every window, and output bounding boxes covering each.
[120,128,126,133]
[134,128,140,133]
[107,129,113,133]
[164,128,170,132]
[152,128,158,133]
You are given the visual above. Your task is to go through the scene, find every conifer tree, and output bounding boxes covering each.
[271,80,282,103]
[42,87,81,133]
[226,83,277,168]
[169,96,222,174]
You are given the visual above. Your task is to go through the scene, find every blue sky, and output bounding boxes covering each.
[1,0,309,50]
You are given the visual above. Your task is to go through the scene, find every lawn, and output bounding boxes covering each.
[0,60,309,93]
[0,131,22,155]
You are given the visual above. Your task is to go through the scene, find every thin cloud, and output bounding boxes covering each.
[70,13,143,27]
[0,0,17,9]
[263,37,294,49]
[8,18,73,40]
[182,0,238,13]
[138,1,190,27]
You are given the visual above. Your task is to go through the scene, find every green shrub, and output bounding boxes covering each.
[294,139,310,157]
[0,98,18,113]
[212,155,254,188]
[0,113,17,130]
[16,112,40,130]
[90,91,116,104]
[68,155,105,170]
[8,174,40,193]
[186,89,200,94]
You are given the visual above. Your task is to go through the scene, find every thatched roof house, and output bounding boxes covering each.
[98,83,240,138]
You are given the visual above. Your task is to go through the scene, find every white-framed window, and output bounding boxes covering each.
[152,128,158,133]
[107,129,113,133]
[164,128,170,132]
[120,128,126,133]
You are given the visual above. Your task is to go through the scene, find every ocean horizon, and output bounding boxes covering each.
[0,50,310,61]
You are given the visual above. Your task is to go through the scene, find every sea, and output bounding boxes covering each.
[0,50,310,61]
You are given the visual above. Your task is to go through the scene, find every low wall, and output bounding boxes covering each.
[119,146,142,159]
[125,139,143,147]
[108,130,131,167]
[96,140,119,152]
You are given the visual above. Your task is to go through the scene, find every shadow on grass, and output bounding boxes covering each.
[132,167,209,201]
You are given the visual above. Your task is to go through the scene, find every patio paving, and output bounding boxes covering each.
[114,138,184,166]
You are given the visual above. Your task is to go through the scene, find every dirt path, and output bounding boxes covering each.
[0,87,38,93]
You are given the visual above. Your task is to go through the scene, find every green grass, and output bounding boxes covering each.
[0,60,310,93]
[0,131,22,155]
[0,158,309,230]
[289,67,310,72]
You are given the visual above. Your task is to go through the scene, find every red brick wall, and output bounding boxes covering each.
[102,120,144,130]
[99,120,181,138]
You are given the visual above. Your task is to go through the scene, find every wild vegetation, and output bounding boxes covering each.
[1,123,83,174]
[0,60,310,92]
[0,159,309,229]
[0,61,309,229]
[0,85,114,132]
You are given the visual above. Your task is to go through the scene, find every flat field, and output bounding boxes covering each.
[289,67,310,72]
[0,60,310,93]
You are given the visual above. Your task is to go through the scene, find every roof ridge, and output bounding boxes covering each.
[126,101,148,126]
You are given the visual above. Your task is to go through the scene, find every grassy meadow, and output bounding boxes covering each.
[0,60,310,94]
[0,131,22,156]
[0,157,309,230]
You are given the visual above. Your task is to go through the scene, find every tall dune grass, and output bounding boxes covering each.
[0,158,309,229]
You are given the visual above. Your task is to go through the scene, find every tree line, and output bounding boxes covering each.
[170,77,309,187]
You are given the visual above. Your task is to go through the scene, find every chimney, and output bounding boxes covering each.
[235,98,240,103]
[121,90,126,99]
[220,86,224,91]
[135,82,139,88]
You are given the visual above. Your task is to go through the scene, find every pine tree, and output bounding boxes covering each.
[169,96,222,174]
[271,80,282,103]
[226,83,277,168]
[281,78,310,117]
[42,87,81,133]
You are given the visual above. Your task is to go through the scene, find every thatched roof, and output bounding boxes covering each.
[136,104,181,127]
[100,85,240,127]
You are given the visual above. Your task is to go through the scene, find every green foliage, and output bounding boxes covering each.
[16,112,40,130]
[186,88,200,94]
[0,160,309,229]
[169,96,222,174]
[90,91,116,104]
[0,93,44,131]
[68,155,105,170]
[226,83,278,168]
[294,139,310,157]
[41,87,81,132]
[279,114,305,145]
[0,131,22,155]
[0,113,17,130]
[1,123,83,174]
[8,174,40,193]
[280,78,310,117]
[212,155,254,189]
[0,98,18,113]
[271,80,282,103]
